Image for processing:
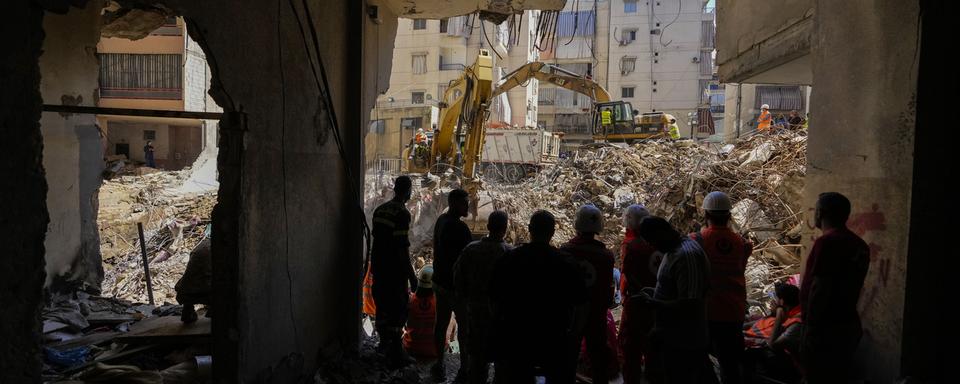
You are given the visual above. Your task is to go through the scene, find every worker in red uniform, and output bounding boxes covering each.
[561,205,615,384]
[692,191,753,384]
[801,192,870,383]
[403,265,439,359]
[618,204,661,383]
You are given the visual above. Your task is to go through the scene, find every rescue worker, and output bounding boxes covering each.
[801,192,870,383]
[743,283,803,382]
[668,117,681,140]
[431,189,474,382]
[601,107,613,128]
[787,110,804,130]
[371,176,419,368]
[362,262,376,323]
[693,191,753,384]
[561,205,615,384]
[635,216,711,384]
[454,211,512,384]
[144,140,156,168]
[757,104,773,132]
[490,210,586,383]
[403,265,439,359]
[618,204,660,383]
[176,225,212,323]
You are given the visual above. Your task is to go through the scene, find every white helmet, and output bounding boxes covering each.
[702,191,732,212]
[418,265,434,289]
[622,204,650,231]
[761,104,770,110]
[575,204,604,234]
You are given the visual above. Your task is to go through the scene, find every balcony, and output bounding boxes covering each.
[99,87,182,100]
[439,63,466,71]
[376,98,440,109]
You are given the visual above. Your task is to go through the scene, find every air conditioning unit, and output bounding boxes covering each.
[692,57,700,63]
[650,29,661,35]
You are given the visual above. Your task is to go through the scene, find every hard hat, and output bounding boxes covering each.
[418,265,434,289]
[761,104,770,110]
[574,204,604,234]
[417,128,424,133]
[622,204,650,230]
[702,191,733,212]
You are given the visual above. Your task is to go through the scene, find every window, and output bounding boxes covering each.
[413,19,426,30]
[401,117,422,130]
[412,53,427,74]
[369,120,385,134]
[143,130,156,140]
[756,86,804,111]
[620,57,637,75]
[624,0,638,13]
[621,28,637,44]
[98,53,183,99]
[438,84,448,101]
[622,87,635,98]
[439,18,448,33]
[411,92,425,104]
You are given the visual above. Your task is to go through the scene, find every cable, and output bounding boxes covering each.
[660,0,683,47]
[277,0,300,351]
[288,0,372,280]
[480,19,503,61]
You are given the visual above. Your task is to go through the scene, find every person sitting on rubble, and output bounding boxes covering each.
[743,282,804,383]
[561,205,615,384]
[454,211,512,384]
[402,265,439,359]
[489,210,587,383]
[787,110,805,130]
[176,225,212,323]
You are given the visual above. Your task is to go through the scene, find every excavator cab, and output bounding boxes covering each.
[593,101,639,141]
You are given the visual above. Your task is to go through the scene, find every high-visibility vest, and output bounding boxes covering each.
[362,263,376,317]
[758,110,773,131]
[745,307,802,339]
[669,124,680,139]
[601,110,612,125]
[402,293,439,358]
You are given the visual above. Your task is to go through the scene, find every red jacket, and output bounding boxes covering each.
[402,293,438,358]
[562,235,615,313]
[691,226,752,323]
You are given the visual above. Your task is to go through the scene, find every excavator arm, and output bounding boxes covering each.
[431,49,493,179]
[492,61,611,102]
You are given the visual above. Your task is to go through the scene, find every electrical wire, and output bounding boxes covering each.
[277,0,300,351]
[660,0,683,47]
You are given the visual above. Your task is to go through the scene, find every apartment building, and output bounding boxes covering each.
[96,18,218,170]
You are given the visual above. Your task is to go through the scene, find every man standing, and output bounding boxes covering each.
[561,205,615,384]
[667,116,681,140]
[431,189,474,382]
[801,192,870,383]
[757,104,773,132]
[618,204,660,383]
[144,140,156,168]
[371,176,418,368]
[693,191,752,384]
[635,216,711,384]
[490,211,585,383]
[454,211,511,384]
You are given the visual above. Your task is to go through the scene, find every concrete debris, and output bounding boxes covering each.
[739,141,776,167]
[99,167,215,303]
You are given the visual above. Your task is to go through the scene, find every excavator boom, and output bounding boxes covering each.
[492,62,611,102]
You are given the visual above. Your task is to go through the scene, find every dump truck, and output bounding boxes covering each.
[481,129,562,183]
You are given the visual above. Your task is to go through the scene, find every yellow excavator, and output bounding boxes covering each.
[493,62,669,142]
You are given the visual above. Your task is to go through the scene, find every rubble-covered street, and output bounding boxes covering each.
[367,130,808,314]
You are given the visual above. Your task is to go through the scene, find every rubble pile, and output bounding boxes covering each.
[486,131,808,302]
[99,169,216,303]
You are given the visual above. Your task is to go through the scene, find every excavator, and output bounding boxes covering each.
[493,62,671,143]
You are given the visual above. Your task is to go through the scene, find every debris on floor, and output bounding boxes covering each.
[98,167,215,303]
[40,292,211,383]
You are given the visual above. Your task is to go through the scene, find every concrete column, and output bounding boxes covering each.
[806,1,919,381]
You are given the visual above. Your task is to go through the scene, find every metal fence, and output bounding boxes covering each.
[374,158,402,174]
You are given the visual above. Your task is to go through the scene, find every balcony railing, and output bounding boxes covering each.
[439,63,466,71]
[99,87,182,100]
[375,98,440,109]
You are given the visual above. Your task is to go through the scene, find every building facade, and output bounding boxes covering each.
[96,18,218,170]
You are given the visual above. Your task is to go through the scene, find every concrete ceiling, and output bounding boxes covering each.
[381,0,565,21]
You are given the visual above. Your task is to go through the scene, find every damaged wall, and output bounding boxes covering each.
[39,5,105,290]
[158,0,398,380]
[0,1,47,381]
[804,0,919,381]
